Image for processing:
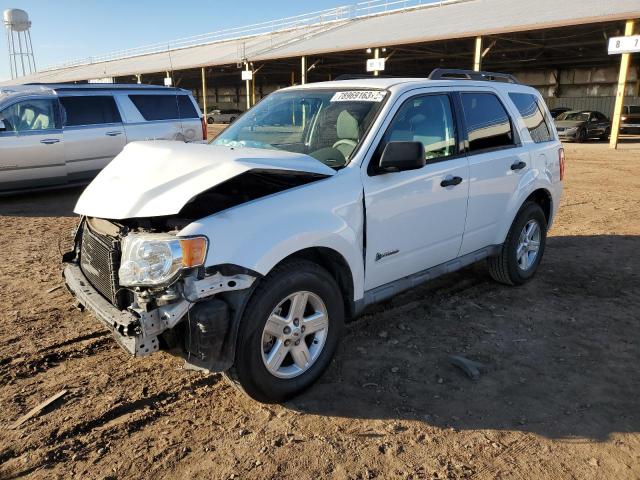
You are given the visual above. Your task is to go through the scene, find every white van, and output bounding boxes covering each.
[0,84,205,194]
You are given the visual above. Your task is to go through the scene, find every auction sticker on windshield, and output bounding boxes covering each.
[331,91,385,102]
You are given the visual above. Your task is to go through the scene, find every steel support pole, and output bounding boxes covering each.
[301,56,307,85]
[473,36,482,71]
[610,19,635,150]
[244,62,251,110]
[201,67,207,115]
[374,47,380,76]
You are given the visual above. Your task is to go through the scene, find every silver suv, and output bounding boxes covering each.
[0,84,205,194]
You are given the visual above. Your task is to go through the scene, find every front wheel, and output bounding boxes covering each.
[225,260,344,403]
[487,202,547,286]
[577,128,588,143]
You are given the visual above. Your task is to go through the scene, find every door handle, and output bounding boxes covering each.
[105,131,123,136]
[440,176,463,187]
[40,138,60,145]
[511,161,527,171]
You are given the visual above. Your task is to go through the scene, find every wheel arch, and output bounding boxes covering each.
[525,188,552,225]
[270,247,357,320]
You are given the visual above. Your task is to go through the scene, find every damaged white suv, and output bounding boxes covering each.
[63,69,564,402]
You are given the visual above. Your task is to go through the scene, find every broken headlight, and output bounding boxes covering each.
[118,233,208,287]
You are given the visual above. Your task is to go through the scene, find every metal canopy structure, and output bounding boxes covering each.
[2,0,639,85]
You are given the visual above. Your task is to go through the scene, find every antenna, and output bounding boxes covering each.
[3,8,36,79]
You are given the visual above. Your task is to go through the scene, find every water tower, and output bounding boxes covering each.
[3,8,36,79]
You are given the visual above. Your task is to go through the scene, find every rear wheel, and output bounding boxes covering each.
[487,202,547,286]
[225,260,344,403]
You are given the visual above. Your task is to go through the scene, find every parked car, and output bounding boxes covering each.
[207,108,243,124]
[0,83,205,194]
[63,69,563,402]
[554,110,611,142]
[549,107,571,118]
[620,105,640,134]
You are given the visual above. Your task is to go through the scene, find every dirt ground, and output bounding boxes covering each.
[1,135,639,480]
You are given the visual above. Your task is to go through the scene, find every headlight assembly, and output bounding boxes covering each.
[118,233,208,287]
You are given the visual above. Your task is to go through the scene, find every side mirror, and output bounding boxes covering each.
[379,141,425,173]
[0,119,5,132]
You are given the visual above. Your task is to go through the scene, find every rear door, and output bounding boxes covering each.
[457,88,530,256]
[0,97,65,191]
[176,95,203,141]
[122,93,186,141]
[59,94,126,183]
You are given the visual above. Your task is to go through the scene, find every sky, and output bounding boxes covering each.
[0,0,351,80]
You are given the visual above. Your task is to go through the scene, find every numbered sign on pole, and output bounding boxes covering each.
[241,70,253,81]
[608,35,640,55]
[366,58,386,72]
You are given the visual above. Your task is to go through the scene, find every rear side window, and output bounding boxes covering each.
[509,92,553,143]
[129,94,198,121]
[60,95,121,126]
[461,93,514,152]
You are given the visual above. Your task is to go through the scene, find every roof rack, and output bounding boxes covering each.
[428,68,519,84]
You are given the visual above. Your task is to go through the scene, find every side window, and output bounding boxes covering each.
[129,94,192,121]
[0,99,58,133]
[508,92,553,143]
[380,94,457,162]
[461,92,514,152]
[60,95,121,127]
[177,95,199,119]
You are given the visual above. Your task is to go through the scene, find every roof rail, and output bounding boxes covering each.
[428,68,519,84]
[24,83,182,91]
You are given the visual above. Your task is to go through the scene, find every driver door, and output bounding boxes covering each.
[362,91,470,291]
[0,98,65,192]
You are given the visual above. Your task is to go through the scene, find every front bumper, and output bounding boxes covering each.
[556,129,579,141]
[63,263,159,356]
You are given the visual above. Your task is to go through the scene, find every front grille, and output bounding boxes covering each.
[80,222,127,309]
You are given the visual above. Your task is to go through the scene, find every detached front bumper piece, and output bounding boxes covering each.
[63,263,159,356]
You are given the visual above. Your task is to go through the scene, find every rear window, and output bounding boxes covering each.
[129,94,198,121]
[461,93,514,152]
[60,95,121,126]
[509,92,553,143]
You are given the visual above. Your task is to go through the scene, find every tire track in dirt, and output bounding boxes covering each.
[1,336,115,385]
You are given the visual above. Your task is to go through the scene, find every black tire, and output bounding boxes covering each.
[577,128,588,143]
[225,260,344,403]
[487,202,547,286]
[207,117,214,124]
[599,128,610,141]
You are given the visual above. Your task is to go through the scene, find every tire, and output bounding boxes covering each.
[599,128,610,141]
[487,202,547,286]
[225,260,344,403]
[207,117,214,124]
[577,128,588,143]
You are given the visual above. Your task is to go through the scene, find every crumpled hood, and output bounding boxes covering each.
[554,120,585,129]
[74,141,335,219]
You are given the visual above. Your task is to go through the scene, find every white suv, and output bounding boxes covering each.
[63,69,564,402]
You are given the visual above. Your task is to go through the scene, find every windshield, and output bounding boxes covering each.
[557,112,589,122]
[211,89,387,168]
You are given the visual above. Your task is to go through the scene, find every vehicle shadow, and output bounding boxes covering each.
[291,234,640,442]
[0,186,83,218]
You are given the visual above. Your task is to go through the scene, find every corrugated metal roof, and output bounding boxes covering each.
[3,0,638,85]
